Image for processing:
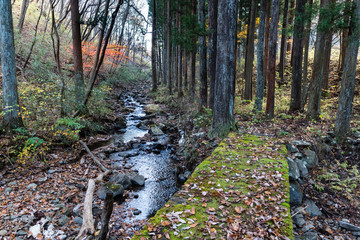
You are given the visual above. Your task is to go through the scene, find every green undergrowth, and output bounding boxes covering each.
[133,133,293,240]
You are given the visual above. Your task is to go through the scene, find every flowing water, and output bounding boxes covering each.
[109,94,179,223]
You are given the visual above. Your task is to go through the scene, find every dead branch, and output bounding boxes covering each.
[76,140,112,240]
[79,140,108,172]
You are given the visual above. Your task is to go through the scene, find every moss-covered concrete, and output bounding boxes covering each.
[132,133,293,239]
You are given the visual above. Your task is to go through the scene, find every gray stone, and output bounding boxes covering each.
[0,230,7,236]
[290,180,303,206]
[150,126,164,136]
[48,169,56,174]
[73,217,83,226]
[286,143,299,153]
[294,153,303,158]
[287,158,300,180]
[178,174,186,184]
[184,171,192,179]
[302,150,318,168]
[293,214,306,227]
[97,183,124,200]
[317,142,332,160]
[295,159,309,178]
[8,181,17,186]
[110,174,131,189]
[4,187,12,193]
[58,215,70,226]
[354,131,360,138]
[339,221,360,231]
[302,222,315,232]
[302,231,318,240]
[133,209,141,215]
[130,174,145,186]
[353,232,360,236]
[26,183,37,189]
[305,199,322,217]
[145,104,161,114]
[15,230,27,236]
[292,140,312,148]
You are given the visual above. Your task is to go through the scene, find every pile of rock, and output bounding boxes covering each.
[97,173,145,201]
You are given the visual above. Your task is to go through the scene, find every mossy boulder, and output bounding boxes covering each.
[132,133,293,239]
[145,104,162,114]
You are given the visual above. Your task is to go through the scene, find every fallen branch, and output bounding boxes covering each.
[79,140,108,172]
[76,140,113,240]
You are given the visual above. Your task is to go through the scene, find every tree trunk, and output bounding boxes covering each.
[254,0,267,112]
[289,0,306,112]
[210,0,237,138]
[151,0,157,92]
[70,0,85,113]
[263,1,271,85]
[279,0,289,84]
[335,0,360,142]
[208,0,218,110]
[18,0,29,32]
[166,0,172,95]
[301,0,313,109]
[184,49,188,92]
[198,0,207,111]
[307,0,330,120]
[265,0,280,117]
[338,0,351,74]
[244,0,257,101]
[287,0,295,52]
[0,0,24,131]
[190,0,197,100]
[322,32,332,90]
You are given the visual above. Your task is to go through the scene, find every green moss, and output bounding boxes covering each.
[133,133,293,240]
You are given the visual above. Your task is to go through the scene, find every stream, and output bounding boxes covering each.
[108,93,180,229]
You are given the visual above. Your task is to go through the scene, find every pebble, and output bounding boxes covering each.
[0,230,7,236]
[4,187,12,193]
[73,217,83,226]
[15,230,27,236]
[133,209,141,215]
[26,183,37,189]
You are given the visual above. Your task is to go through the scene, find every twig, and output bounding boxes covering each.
[79,140,108,172]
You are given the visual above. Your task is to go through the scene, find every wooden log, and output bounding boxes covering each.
[98,191,114,240]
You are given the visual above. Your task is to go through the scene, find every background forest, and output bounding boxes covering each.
[1,0,360,239]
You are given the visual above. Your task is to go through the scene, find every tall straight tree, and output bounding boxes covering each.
[244,0,257,101]
[289,0,306,112]
[190,0,197,100]
[0,0,24,130]
[335,0,360,142]
[266,0,280,117]
[263,1,271,84]
[70,0,85,113]
[210,0,237,137]
[301,0,313,109]
[18,0,29,32]
[307,0,331,120]
[254,0,267,112]
[208,0,218,110]
[198,0,207,110]
[166,0,172,94]
[279,0,289,84]
[151,0,158,92]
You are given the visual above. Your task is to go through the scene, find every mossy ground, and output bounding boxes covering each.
[133,133,293,240]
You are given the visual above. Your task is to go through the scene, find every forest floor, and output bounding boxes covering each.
[1,62,360,239]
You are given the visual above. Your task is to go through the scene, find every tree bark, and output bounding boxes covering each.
[198,0,207,111]
[279,0,289,84]
[301,0,313,109]
[0,0,24,131]
[289,0,306,112]
[70,0,85,113]
[208,0,218,110]
[263,1,271,85]
[244,0,257,101]
[190,0,197,100]
[307,0,330,120]
[322,32,332,90]
[335,0,360,142]
[265,0,280,117]
[166,0,172,95]
[287,0,295,52]
[98,191,114,240]
[210,0,237,138]
[151,0,157,92]
[18,0,29,32]
[254,0,267,112]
